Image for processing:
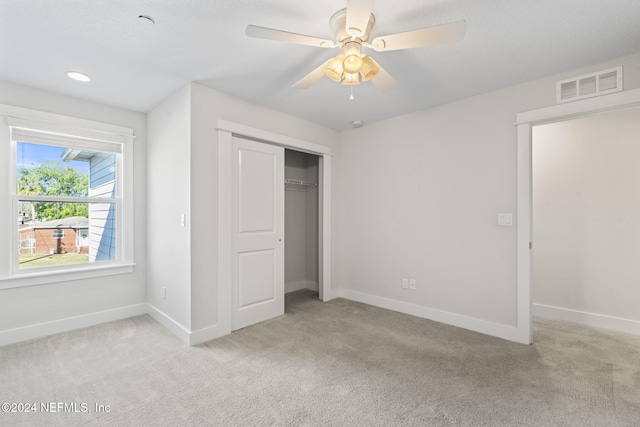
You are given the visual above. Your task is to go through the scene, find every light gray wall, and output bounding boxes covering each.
[532,107,640,323]
[4,51,640,345]
[0,81,147,332]
[336,53,640,329]
[146,85,192,328]
[146,82,339,333]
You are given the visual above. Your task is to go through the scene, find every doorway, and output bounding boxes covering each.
[531,107,640,334]
[284,149,320,297]
[515,88,640,344]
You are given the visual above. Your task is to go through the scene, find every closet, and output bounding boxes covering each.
[284,149,319,295]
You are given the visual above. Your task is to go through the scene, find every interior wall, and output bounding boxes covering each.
[335,53,640,337]
[179,83,337,332]
[146,85,192,329]
[284,150,319,293]
[532,108,640,327]
[0,81,147,336]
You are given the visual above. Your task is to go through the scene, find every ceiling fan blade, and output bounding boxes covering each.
[246,25,335,48]
[292,59,332,89]
[366,57,397,92]
[346,0,375,38]
[370,20,466,52]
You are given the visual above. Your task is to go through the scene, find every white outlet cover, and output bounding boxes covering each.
[498,213,513,226]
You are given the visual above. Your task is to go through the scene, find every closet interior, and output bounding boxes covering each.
[284,149,319,296]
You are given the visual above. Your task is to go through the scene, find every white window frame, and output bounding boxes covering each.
[0,104,135,288]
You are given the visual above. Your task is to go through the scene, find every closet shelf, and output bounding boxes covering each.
[285,178,317,191]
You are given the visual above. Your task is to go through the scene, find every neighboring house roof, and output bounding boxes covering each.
[22,216,89,230]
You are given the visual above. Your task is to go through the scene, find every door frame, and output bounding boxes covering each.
[217,120,333,334]
[515,88,640,344]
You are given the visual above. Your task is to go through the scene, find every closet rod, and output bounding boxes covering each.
[284,178,317,187]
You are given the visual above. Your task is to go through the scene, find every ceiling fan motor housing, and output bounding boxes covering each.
[329,8,376,43]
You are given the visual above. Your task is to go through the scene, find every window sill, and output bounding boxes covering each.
[0,263,136,289]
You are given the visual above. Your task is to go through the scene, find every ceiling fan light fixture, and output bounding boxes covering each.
[342,41,363,74]
[359,56,378,81]
[342,72,360,85]
[324,55,344,82]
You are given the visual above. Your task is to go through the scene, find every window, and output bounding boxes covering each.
[15,139,119,269]
[1,104,135,286]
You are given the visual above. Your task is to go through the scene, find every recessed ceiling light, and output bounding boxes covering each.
[66,71,91,82]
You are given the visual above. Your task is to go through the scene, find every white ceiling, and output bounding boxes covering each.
[1,0,639,131]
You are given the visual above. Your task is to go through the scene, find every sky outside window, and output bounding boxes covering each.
[17,142,90,174]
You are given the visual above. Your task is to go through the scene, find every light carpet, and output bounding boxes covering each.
[1,290,639,426]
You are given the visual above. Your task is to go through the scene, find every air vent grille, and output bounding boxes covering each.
[599,71,618,91]
[579,76,597,96]
[556,66,622,103]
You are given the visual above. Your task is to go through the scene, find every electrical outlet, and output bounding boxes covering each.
[409,279,416,290]
[498,213,513,226]
[401,278,409,289]
[162,287,167,300]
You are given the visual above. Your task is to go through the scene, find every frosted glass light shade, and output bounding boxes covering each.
[360,56,379,81]
[342,42,363,74]
[324,55,344,82]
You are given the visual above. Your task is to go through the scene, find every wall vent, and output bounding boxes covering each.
[556,66,622,104]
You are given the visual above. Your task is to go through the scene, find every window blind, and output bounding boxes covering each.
[7,117,129,154]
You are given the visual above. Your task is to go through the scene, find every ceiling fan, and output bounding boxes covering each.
[245,0,466,92]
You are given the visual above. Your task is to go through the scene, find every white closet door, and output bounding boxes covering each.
[231,137,285,330]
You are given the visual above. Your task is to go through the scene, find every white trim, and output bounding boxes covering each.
[336,289,526,344]
[14,195,117,204]
[516,122,533,344]
[516,88,640,125]
[146,303,191,345]
[0,263,135,289]
[216,120,332,156]
[534,304,640,336]
[188,323,229,346]
[516,88,640,344]
[2,104,134,285]
[0,301,251,348]
[1,104,134,139]
[285,280,308,294]
[0,303,147,346]
[320,155,332,302]
[216,120,332,337]
[216,129,233,338]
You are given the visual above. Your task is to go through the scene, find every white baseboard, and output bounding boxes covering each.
[146,304,230,346]
[0,302,232,348]
[335,289,528,344]
[146,304,191,345]
[0,303,148,347]
[285,280,308,294]
[533,303,640,336]
[188,323,230,346]
[286,280,319,294]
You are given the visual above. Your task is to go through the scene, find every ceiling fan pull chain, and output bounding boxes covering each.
[350,85,355,101]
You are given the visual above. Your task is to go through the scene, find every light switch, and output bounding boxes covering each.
[498,213,513,226]
[180,213,186,227]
